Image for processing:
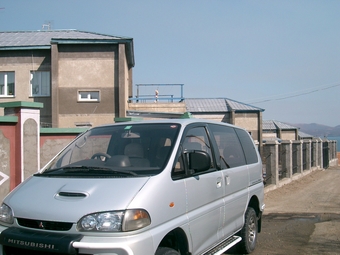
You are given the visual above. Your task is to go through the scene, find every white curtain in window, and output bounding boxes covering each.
[0,72,15,96]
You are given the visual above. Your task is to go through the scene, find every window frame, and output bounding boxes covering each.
[0,71,15,97]
[77,90,101,102]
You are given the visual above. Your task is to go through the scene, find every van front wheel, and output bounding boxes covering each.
[155,247,180,255]
[238,207,258,254]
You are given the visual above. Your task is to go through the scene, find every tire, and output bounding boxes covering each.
[155,247,180,255]
[238,207,258,254]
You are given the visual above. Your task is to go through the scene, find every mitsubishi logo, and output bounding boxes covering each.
[38,221,45,229]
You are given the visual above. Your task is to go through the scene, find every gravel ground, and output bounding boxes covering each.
[228,166,340,255]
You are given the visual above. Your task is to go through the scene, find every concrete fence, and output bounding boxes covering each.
[263,138,338,191]
[0,101,338,201]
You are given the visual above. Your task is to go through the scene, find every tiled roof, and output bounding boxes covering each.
[184,98,263,113]
[0,30,135,67]
[185,98,228,112]
[263,120,298,130]
[262,120,277,130]
[0,30,131,48]
[226,99,263,111]
[298,131,314,139]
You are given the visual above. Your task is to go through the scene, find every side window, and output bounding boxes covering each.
[172,126,213,178]
[183,127,212,153]
[209,124,246,168]
[78,90,100,102]
[235,128,259,164]
[30,71,50,96]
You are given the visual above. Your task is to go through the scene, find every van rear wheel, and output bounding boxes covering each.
[238,207,258,254]
[155,247,180,255]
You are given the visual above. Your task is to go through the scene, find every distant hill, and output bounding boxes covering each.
[292,123,340,137]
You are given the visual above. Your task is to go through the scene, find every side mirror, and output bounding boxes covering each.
[187,150,211,173]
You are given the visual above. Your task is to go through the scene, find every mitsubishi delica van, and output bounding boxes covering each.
[0,119,265,255]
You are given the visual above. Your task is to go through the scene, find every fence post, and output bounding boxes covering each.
[311,139,318,168]
[263,141,279,185]
[281,140,292,179]
[332,141,337,160]
[329,140,338,166]
[303,140,311,171]
[336,140,339,165]
[330,141,334,163]
[317,138,323,169]
[292,140,303,174]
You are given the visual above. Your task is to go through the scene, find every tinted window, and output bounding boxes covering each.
[209,124,246,168]
[182,127,212,159]
[235,128,258,164]
[172,126,213,178]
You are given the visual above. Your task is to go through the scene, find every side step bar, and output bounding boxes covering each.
[203,236,242,255]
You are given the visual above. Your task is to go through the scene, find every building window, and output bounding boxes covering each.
[0,72,15,96]
[30,71,50,96]
[78,91,100,102]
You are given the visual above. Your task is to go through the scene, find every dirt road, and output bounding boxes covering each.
[229,166,340,255]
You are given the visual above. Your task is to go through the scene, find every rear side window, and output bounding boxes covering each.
[235,128,258,164]
[209,124,246,168]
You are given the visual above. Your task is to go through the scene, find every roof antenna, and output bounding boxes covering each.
[42,21,52,30]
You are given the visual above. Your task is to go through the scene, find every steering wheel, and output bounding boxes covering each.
[91,152,111,162]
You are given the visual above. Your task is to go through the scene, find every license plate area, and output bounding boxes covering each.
[0,227,83,254]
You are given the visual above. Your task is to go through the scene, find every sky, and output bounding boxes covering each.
[1,0,340,126]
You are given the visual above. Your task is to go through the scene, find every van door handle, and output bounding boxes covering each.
[216,177,222,188]
[226,175,230,185]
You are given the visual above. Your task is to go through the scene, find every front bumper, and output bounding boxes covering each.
[0,226,154,255]
[0,227,81,254]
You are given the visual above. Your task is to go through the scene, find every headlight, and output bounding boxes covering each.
[0,203,14,225]
[77,209,151,232]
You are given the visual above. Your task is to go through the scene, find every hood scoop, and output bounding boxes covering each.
[55,191,88,201]
[58,192,87,197]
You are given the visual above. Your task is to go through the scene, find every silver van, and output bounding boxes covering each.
[0,119,265,255]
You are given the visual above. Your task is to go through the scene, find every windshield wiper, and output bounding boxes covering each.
[42,166,138,176]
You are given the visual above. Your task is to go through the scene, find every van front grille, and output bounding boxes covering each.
[17,218,73,231]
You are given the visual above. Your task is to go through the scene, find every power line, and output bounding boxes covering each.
[246,82,340,104]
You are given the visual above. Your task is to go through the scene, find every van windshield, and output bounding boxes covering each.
[39,123,180,177]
